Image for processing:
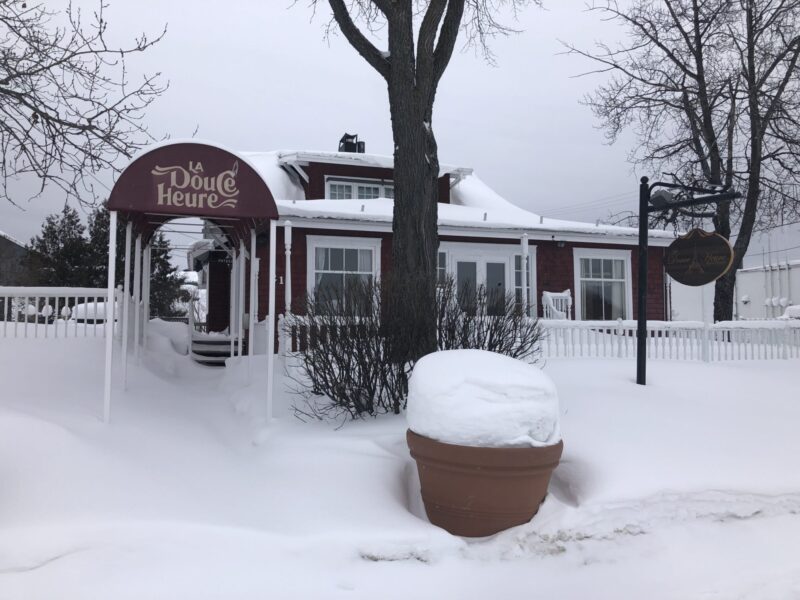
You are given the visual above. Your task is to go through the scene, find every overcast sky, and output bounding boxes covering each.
[0,0,797,268]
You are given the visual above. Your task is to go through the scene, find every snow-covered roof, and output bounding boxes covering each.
[125,141,673,244]
[274,172,675,243]
[0,229,25,248]
[271,149,463,177]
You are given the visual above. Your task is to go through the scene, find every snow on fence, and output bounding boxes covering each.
[280,315,800,362]
[539,319,800,361]
[0,286,119,339]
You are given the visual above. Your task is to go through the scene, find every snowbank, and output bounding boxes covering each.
[782,305,800,319]
[406,350,560,448]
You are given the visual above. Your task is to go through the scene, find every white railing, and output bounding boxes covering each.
[0,286,119,339]
[539,319,800,361]
[542,290,573,320]
[280,314,800,362]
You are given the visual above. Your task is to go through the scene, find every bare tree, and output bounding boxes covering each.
[0,0,166,207]
[567,0,800,321]
[310,0,535,365]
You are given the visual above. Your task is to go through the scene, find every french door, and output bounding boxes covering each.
[454,256,510,316]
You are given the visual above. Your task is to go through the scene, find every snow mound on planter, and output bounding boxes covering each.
[407,350,560,448]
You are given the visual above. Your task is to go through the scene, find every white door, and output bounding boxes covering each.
[452,254,511,314]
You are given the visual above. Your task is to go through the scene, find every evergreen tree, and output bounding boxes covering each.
[86,205,187,318]
[26,205,91,286]
[86,203,126,288]
[148,232,186,318]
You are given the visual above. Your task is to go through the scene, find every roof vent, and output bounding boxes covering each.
[339,133,365,154]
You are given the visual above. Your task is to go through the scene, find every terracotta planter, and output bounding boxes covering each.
[407,429,563,537]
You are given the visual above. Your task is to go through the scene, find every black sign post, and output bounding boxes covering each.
[637,177,740,385]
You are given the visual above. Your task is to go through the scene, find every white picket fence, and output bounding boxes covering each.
[281,314,800,362]
[0,286,120,339]
[539,319,800,361]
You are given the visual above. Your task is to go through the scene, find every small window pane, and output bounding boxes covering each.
[358,249,372,272]
[581,258,590,278]
[344,248,358,272]
[315,247,327,270]
[329,248,344,271]
[515,255,521,270]
[591,259,601,278]
[612,259,625,279]
[384,186,394,199]
[602,259,614,278]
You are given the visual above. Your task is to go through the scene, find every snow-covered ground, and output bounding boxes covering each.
[1,324,800,599]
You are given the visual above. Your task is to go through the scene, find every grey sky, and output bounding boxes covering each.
[0,0,797,268]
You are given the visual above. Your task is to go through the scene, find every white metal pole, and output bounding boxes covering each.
[142,245,151,351]
[102,211,118,423]
[121,221,132,390]
[520,233,529,317]
[133,234,142,362]
[284,220,293,315]
[238,240,246,358]
[229,250,236,357]
[266,220,277,422]
[249,228,257,358]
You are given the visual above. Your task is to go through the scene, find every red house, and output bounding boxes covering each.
[107,138,674,367]
[189,137,672,335]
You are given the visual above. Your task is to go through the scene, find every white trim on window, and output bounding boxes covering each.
[572,247,633,320]
[324,176,394,200]
[306,235,382,297]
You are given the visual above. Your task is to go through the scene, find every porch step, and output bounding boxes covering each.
[190,336,247,367]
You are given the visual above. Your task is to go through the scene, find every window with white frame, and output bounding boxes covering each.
[573,249,631,320]
[325,178,394,200]
[514,254,533,312]
[308,237,381,312]
[437,251,447,285]
[357,184,381,200]
[329,183,353,200]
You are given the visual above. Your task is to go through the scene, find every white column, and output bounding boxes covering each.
[102,211,118,423]
[238,240,246,358]
[266,219,277,422]
[121,221,132,390]
[229,249,237,357]
[142,245,151,351]
[284,220,292,315]
[249,228,257,358]
[520,233,529,317]
[133,234,142,362]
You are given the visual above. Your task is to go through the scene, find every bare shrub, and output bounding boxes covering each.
[287,276,542,421]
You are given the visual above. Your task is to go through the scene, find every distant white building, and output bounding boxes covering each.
[735,260,798,319]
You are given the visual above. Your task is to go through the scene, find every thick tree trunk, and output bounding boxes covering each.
[385,89,439,365]
[713,270,735,322]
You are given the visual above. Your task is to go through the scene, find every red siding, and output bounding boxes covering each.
[207,229,668,328]
[536,241,666,320]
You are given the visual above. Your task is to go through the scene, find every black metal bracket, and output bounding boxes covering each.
[636,176,741,385]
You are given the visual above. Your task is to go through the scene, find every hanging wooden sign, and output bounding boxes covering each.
[665,229,734,286]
